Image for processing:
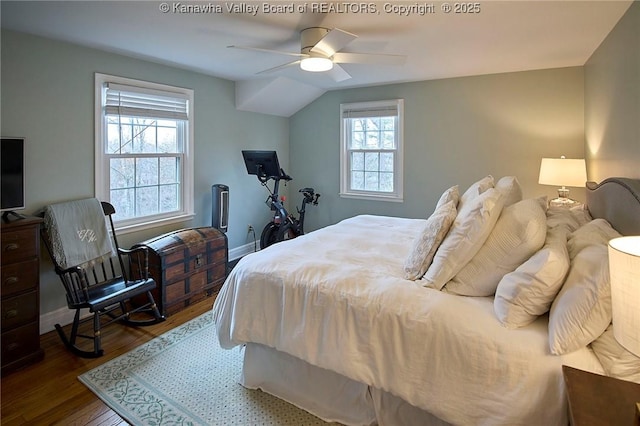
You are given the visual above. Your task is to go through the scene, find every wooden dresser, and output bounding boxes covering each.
[1,216,44,375]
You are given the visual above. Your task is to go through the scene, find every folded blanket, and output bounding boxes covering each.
[44,198,114,269]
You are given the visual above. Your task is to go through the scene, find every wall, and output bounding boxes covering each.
[585,1,640,181]
[289,67,586,231]
[1,30,288,316]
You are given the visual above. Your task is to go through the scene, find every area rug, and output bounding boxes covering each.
[79,311,329,425]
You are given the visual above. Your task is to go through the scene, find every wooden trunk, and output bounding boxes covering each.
[132,227,228,316]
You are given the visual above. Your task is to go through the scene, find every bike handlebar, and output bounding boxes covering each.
[279,168,293,181]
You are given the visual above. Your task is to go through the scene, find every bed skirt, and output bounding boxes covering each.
[240,343,450,426]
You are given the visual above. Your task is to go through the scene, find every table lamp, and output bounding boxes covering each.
[538,156,587,208]
[608,236,640,358]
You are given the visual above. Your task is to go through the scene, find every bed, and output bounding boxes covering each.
[213,176,640,425]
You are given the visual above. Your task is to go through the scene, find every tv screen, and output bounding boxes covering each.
[1,137,26,212]
[242,150,281,178]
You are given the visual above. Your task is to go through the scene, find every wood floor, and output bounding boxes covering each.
[1,296,216,426]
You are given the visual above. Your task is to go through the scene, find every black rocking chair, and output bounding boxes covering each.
[40,199,164,358]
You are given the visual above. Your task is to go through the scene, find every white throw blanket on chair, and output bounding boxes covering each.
[44,198,114,269]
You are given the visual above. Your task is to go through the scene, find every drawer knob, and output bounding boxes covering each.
[4,276,19,286]
[4,243,19,251]
[3,309,18,319]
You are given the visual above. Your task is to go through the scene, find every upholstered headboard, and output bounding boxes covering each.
[585,177,640,236]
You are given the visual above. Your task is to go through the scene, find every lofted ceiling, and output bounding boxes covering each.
[1,1,633,116]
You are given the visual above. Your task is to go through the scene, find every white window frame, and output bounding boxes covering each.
[340,99,404,202]
[95,73,195,234]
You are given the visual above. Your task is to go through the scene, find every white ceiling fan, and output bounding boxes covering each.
[228,27,406,82]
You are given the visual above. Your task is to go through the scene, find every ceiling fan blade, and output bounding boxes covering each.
[256,59,302,75]
[310,28,357,57]
[327,63,352,82]
[332,52,406,66]
[228,45,306,58]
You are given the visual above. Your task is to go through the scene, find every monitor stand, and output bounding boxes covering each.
[2,211,26,222]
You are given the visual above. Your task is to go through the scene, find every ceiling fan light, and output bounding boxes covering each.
[300,57,333,72]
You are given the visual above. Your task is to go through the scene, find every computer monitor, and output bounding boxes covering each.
[242,150,281,178]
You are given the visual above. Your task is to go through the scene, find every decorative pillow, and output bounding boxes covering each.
[444,197,547,296]
[404,201,457,280]
[494,176,523,208]
[567,219,621,259]
[591,325,640,384]
[548,244,611,355]
[422,188,504,290]
[435,185,459,210]
[494,226,570,328]
[445,197,547,296]
[458,175,494,207]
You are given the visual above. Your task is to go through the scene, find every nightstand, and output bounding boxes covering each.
[563,365,640,426]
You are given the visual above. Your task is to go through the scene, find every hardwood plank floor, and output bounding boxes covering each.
[1,296,216,426]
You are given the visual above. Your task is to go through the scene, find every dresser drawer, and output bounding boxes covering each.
[1,321,41,366]
[1,291,39,331]
[1,258,39,297]
[1,227,39,264]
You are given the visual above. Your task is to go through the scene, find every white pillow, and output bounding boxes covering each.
[569,204,593,227]
[459,175,494,206]
[591,325,640,384]
[494,176,523,208]
[404,201,457,280]
[568,219,621,259]
[435,185,459,210]
[445,198,547,297]
[546,208,582,233]
[494,226,570,328]
[548,244,611,355]
[422,188,504,290]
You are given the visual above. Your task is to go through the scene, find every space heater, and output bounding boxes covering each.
[212,184,229,233]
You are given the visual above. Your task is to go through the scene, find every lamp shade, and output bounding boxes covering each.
[608,236,640,357]
[538,157,587,187]
[300,57,333,72]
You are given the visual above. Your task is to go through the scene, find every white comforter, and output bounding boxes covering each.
[213,215,602,425]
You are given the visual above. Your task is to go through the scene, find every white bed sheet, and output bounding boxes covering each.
[213,215,603,425]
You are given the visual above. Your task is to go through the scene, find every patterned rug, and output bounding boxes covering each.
[79,311,329,425]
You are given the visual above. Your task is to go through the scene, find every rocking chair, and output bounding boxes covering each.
[40,198,164,358]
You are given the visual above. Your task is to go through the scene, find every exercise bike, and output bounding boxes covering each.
[242,150,320,249]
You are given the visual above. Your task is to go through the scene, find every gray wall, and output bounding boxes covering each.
[289,68,586,231]
[585,1,640,181]
[1,30,288,314]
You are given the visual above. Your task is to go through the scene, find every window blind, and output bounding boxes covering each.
[342,104,398,119]
[105,83,189,121]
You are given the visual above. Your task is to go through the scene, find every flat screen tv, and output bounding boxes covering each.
[1,137,26,218]
[242,150,282,179]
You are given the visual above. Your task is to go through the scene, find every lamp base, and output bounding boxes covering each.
[549,197,581,209]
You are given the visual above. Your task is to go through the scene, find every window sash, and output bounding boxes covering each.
[95,73,194,233]
[105,116,184,155]
[340,99,403,201]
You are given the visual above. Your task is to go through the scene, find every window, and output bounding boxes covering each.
[340,99,404,201]
[95,74,194,232]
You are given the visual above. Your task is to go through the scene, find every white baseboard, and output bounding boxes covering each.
[40,242,259,335]
[40,307,90,335]
[229,241,260,260]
